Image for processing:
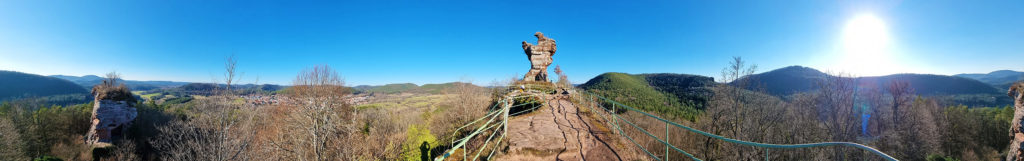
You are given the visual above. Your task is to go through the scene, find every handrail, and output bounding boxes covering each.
[581,91,899,161]
[435,88,551,161]
[436,86,897,161]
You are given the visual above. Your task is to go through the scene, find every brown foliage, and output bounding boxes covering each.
[887,80,913,124]
[91,72,135,103]
[266,65,354,160]
[150,96,258,161]
[433,81,491,142]
[0,117,28,160]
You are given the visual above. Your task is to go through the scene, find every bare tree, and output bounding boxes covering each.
[270,65,352,161]
[0,117,27,160]
[554,65,569,87]
[221,54,248,95]
[887,79,913,124]
[105,72,120,86]
[150,57,257,161]
[695,57,789,160]
[224,54,238,92]
[815,72,860,160]
[150,93,257,161]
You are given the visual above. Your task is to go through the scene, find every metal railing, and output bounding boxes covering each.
[435,85,898,161]
[435,86,551,161]
[578,91,898,161]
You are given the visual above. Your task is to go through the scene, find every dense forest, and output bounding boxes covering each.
[578,72,708,121]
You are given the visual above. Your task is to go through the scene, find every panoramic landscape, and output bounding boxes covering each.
[1,1,1023,161]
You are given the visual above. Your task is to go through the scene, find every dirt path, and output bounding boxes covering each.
[493,94,642,161]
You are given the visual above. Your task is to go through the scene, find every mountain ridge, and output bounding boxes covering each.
[954,70,1024,90]
[51,75,193,91]
[0,70,90,104]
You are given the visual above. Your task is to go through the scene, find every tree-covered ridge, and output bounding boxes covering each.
[732,66,1011,106]
[0,70,88,101]
[642,73,715,110]
[50,75,192,91]
[736,66,1003,96]
[732,65,829,96]
[579,72,711,120]
[954,70,1024,90]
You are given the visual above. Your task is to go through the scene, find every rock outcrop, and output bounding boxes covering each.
[522,32,556,82]
[1008,82,1024,161]
[85,79,138,144]
[494,93,641,160]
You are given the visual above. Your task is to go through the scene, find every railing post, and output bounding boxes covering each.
[765,148,769,161]
[666,121,669,161]
[503,96,510,140]
[613,103,618,135]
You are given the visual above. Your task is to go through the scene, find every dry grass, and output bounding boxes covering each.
[91,72,135,103]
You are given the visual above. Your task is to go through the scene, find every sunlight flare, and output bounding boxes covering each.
[838,13,897,76]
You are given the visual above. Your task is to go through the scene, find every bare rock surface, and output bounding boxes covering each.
[1008,82,1024,161]
[495,93,641,161]
[522,32,556,82]
[86,99,137,144]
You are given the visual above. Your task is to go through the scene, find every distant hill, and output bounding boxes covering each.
[578,72,713,120]
[419,82,465,94]
[731,66,829,96]
[356,83,419,94]
[51,75,192,90]
[955,70,1024,90]
[733,66,1001,96]
[860,74,1001,95]
[731,66,1009,107]
[0,70,90,103]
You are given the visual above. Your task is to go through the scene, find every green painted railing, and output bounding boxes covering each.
[436,85,898,161]
[578,91,898,161]
[435,85,551,161]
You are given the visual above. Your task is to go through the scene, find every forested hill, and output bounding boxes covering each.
[50,75,192,91]
[0,70,88,100]
[955,70,1024,90]
[860,74,1001,95]
[730,66,829,96]
[578,72,714,120]
[733,66,1002,96]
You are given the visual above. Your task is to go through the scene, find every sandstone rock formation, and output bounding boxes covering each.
[522,32,556,82]
[85,79,138,144]
[494,93,641,160]
[1008,82,1024,161]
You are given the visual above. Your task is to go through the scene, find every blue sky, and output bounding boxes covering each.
[1,1,1021,85]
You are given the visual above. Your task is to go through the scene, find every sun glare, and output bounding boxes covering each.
[839,13,896,76]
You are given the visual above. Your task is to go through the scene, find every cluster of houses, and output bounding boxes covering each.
[240,93,373,106]
[241,94,285,105]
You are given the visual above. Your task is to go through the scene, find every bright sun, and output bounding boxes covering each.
[838,13,896,76]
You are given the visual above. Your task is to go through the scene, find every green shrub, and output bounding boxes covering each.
[402,125,437,161]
